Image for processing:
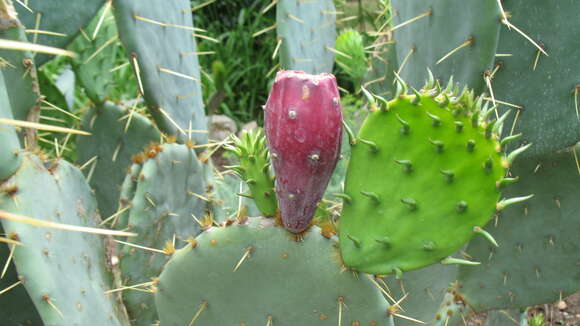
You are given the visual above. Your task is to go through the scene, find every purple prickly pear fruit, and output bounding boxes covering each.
[264,70,343,233]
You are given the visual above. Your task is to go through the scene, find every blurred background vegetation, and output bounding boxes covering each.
[39,0,389,128]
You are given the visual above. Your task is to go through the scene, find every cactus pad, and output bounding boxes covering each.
[491,0,580,157]
[14,0,105,66]
[457,144,580,310]
[339,80,521,275]
[225,129,278,217]
[77,103,160,220]
[0,154,130,326]
[155,217,388,325]
[113,0,208,145]
[69,6,119,105]
[0,71,21,181]
[0,227,43,325]
[0,4,40,123]
[390,0,501,93]
[118,143,206,325]
[277,0,336,74]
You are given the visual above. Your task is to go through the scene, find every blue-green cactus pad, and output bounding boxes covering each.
[277,0,336,74]
[77,103,160,220]
[113,0,208,145]
[0,154,130,326]
[155,217,388,325]
[119,143,206,325]
[458,144,580,310]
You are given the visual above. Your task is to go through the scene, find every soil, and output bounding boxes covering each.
[467,292,580,326]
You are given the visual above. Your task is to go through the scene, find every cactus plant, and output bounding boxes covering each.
[113,0,208,146]
[117,143,207,325]
[0,2,41,124]
[490,0,580,157]
[0,154,131,326]
[0,226,43,325]
[69,6,119,105]
[276,0,336,74]
[0,71,21,181]
[457,143,580,310]
[1,0,579,324]
[77,103,160,219]
[264,70,343,233]
[224,128,278,217]
[339,77,530,275]
[13,0,105,65]
[155,217,389,325]
[390,0,501,93]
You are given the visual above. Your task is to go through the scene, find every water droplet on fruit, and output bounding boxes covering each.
[288,110,297,119]
[332,97,340,108]
[294,127,306,143]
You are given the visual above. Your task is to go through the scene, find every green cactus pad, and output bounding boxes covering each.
[0,154,130,326]
[77,103,160,220]
[335,29,366,89]
[0,71,21,181]
[457,144,580,310]
[390,0,501,93]
[491,0,580,157]
[277,0,336,74]
[0,226,43,325]
[113,0,208,145]
[339,82,511,275]
[119,143,206,325]
[69,6,119,105]
[14,0,105,66]
[0,4,40,123]
[224,129,278,217]
[155,217,388,325]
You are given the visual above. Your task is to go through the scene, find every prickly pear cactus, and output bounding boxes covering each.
[277,0,336,74]
[339,78,530,275]
[0,154,130,326]
[224,129,278,217]
[264,70,343,233]
[378,265,460,326]
[335,28,367,89]
[491,0,580,157]
[0,1,41,123]
[0,226,43,325]
[0,72,21,181]
[457,144,580,310]
[155,217,389,325]
[208,173,261,222]
[77,103,160,219]
[118,143,207,326]
[390,0,501,93]
[13,0,105,65]
[113,0,208,145]
[69,5,119,105]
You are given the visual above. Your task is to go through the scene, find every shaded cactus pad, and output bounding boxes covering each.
[155,217,388,325]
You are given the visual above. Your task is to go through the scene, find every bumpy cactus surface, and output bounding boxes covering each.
[339,78,530,275]
[276,0,336,74]
[0,72,21,181]
[0,154,130,326]
[155,217,388,325]
[264,70,343,233]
